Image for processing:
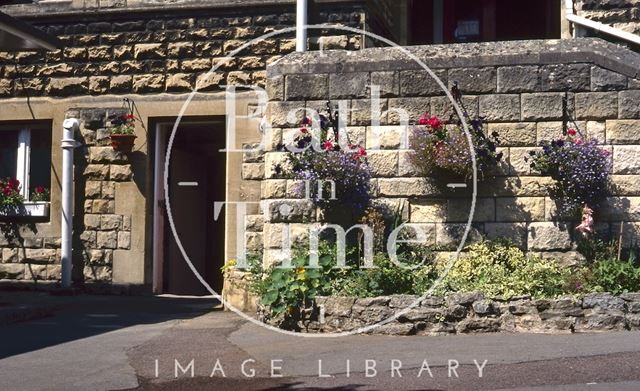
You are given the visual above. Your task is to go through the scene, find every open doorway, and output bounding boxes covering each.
[152,119,226,296]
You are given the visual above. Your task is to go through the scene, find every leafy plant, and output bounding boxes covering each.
[109,113,136,135]
[409,113,502,180]
[527,129,610,217]
[247,242,341,318]
[330,253,437,297]
[573,237,640,295]
[435,240,569,299]
[571,258,640,295]
[30,185,50,202]
[0,177,24,208]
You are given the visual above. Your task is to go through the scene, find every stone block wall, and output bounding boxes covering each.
[576,0,640,35]
[72,108,135,284]
[0,3,366,98]
[300,292,640,335]
[253,38,640,260]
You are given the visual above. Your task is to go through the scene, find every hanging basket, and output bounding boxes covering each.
[110,134,137,153]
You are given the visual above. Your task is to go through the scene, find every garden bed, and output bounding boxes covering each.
[291,292,640,335]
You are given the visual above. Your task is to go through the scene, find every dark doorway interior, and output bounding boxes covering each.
[164,123,226,296]
[410,0,560,45]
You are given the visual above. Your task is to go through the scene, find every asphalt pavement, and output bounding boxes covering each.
[1,292,639,391]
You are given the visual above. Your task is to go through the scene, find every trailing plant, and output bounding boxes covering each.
[408,113,502,180]
[275,104,371,215]
[527,129,610,217]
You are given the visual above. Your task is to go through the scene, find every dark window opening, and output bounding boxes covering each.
[409,0,561,45]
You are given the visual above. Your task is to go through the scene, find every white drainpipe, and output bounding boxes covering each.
[296,0,307,52]
[564,0,640,46]
[61,118,79,289]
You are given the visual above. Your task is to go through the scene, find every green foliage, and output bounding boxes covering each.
[573,240,640,295]
[330,254,436,297]
[246,242,340,317]
[435,241,569,299]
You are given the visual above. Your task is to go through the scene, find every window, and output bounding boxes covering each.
[0,123,52,202]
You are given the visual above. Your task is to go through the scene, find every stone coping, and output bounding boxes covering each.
[286,292,640,335]
[267,38,640,79]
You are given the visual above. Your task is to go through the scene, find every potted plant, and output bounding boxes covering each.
[24,185,51,217]
[109,113,137,153]
[409,113,502,182]
[526,128,610,220]
[0,178,49,218]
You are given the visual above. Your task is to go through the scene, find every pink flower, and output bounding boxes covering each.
[36,185,44,194]
[567,128,577,136]
[418,113,430,126]
[322,140,334,150]
[603,149,610,157]
[576,204,594,236]
[575,138,583,145]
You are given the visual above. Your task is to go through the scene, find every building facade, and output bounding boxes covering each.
[0,0,638,311]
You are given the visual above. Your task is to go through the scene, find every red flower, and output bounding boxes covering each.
[418,113,430,125]
[36,185,44,194]
[3,187,11,196]
[426,116,442,129]
[353,146,367,160]
[300,127,308,134]
[8,177,19,190]
[567,128,577,136]
[126,114,134,120]
[322,140,334,150]
[301,116,312,126]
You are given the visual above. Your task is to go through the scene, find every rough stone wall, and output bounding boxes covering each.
[576,0,640,35]
[301,292,640,335]
[0,6,365,98]
[0,229,62,282]
[254,38,640,262]
[0,3,368,286]
[72,108,135,284]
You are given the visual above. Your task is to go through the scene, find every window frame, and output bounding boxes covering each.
[0,122,51,203]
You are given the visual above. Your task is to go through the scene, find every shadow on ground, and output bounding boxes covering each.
[0,293,218,359]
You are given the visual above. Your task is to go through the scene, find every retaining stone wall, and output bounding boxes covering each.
[299,292,640,335]
[251,38,640,264]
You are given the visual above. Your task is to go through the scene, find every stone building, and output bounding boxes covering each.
[0,0,638,310]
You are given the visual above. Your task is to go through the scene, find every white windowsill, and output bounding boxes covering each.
[0,202,50,218]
